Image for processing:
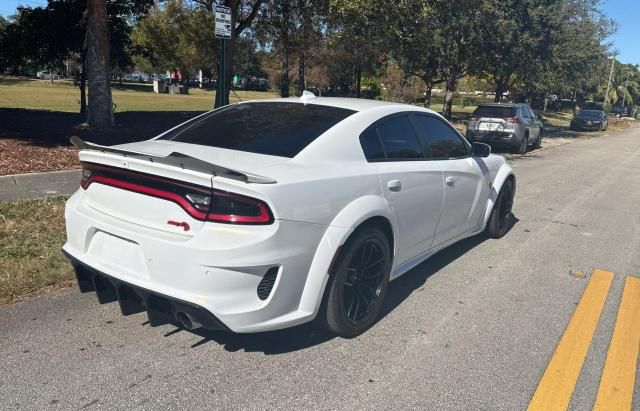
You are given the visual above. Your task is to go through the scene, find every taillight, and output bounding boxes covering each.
[469,115,480,121]
[505,117,521,124]
[80,163,273,225]
[206,190,272,224]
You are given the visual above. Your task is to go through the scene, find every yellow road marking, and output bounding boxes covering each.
[528,269,614,411]
[593,276,640,411]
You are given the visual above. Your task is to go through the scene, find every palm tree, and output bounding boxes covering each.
[608,65,640,108]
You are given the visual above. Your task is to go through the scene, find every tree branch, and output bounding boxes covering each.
[235,0,264,36]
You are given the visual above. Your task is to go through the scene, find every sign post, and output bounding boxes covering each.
[215,5,232,108]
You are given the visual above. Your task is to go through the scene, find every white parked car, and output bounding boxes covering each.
[36,71,58,80]
[64,93,515,337]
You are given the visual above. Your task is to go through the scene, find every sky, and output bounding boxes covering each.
[1,0,638,66]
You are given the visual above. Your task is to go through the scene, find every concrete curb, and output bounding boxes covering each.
[0,169,81,202]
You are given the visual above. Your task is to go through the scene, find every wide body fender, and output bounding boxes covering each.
[297,195,395,316]
[482,159,515,227]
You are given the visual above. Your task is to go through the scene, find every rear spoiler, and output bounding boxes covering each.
[70,136,277,184]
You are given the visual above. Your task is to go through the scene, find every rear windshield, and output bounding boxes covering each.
[473,105,517,118]
[159,102,356,158]
[578,110,602,119]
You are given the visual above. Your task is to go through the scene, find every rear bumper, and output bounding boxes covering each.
[466,130,519,146]
[63,190,347,333]
[571,123,602,131]
[64,250,230,331]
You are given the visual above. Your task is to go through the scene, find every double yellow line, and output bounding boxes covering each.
[528,270,640,411]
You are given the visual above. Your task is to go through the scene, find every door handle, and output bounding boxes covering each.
[387,180,402,192]
[445,176,457,186]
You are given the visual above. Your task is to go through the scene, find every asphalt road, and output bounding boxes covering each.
[2,125,640,410]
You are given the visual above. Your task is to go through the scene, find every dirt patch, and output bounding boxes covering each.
[0,139,79,176]
[0,108,204,175]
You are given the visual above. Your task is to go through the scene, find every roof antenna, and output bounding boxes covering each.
[300,90,316,103]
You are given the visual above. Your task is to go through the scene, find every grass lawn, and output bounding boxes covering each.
[0,196,72,304]
[0,76,279,112]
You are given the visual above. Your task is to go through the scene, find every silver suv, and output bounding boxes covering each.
[466,103,543,154]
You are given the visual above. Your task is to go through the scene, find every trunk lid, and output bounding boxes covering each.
[76,140,281,235]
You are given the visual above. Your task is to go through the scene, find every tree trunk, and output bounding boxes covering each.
[494,75,507,103]
[297,52,305,96]
[85,0,114,128]
[423,76,433,108]
[494,82,504,103]
[355,66,361,98]
[443,74,457,120]
[280,51,289,97]
[79,50,87,116]
[279,1,290,98]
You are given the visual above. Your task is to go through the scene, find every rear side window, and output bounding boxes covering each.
[159,102,356,158]
[412,115,469,159]
[473,105,517,118]
[360,128,385,161]
[375,116,424,160]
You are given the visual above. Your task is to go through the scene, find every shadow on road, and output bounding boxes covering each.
[169,216,518,354]
[0,108,204,146]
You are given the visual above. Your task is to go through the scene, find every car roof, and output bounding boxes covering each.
[238,96,437,114]
[476,103,518,108]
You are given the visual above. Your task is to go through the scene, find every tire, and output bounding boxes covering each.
[515,135,528,154]
[485,179,514,239]
[534,131,542,149]
[322,226,392,338]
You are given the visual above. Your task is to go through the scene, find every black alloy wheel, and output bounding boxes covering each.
[342,239,387,323]
[322,226,391,338]
[486,179,514,239]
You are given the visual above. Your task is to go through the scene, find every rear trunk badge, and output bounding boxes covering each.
[167,220,191,231]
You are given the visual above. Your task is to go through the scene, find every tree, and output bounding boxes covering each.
[0,0,152,123]
[328,0,385,97]
[133,0,216,78]
[385,1,441,107]
[85,0,114,128]
[216,0,265,107]
[608,63,640,108]
[256,0,294,97]
[430,0,487,119]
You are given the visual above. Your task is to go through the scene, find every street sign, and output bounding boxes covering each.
[215,5,232,39]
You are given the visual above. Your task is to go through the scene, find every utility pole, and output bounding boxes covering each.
[604,54,616,109]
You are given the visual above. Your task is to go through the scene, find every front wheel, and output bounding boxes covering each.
[322,226,391,338]
[485,179,514,239]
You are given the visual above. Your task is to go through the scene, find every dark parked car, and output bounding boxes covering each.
[570,110,608,131]
[610,106,630,118]
[466,103,543,154]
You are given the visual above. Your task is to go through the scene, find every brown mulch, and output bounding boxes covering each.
[0,108,204,176]
[0,139,80,176]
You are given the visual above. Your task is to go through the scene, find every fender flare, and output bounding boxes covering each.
[483,164,515,227]
[297,195,396,316]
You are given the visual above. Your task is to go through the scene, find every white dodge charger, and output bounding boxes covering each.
[63,93,515,337]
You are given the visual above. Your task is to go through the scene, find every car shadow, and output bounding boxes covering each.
[0,108,204,146]
[167,215,518,354]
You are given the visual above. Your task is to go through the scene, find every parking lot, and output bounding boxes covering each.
[0,124,638,410]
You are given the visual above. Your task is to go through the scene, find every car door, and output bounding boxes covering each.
[523,105,541,141]
[411,114,490,246]
[360,114,444,264]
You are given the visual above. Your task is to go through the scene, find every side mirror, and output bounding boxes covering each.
[472,142,491,157]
